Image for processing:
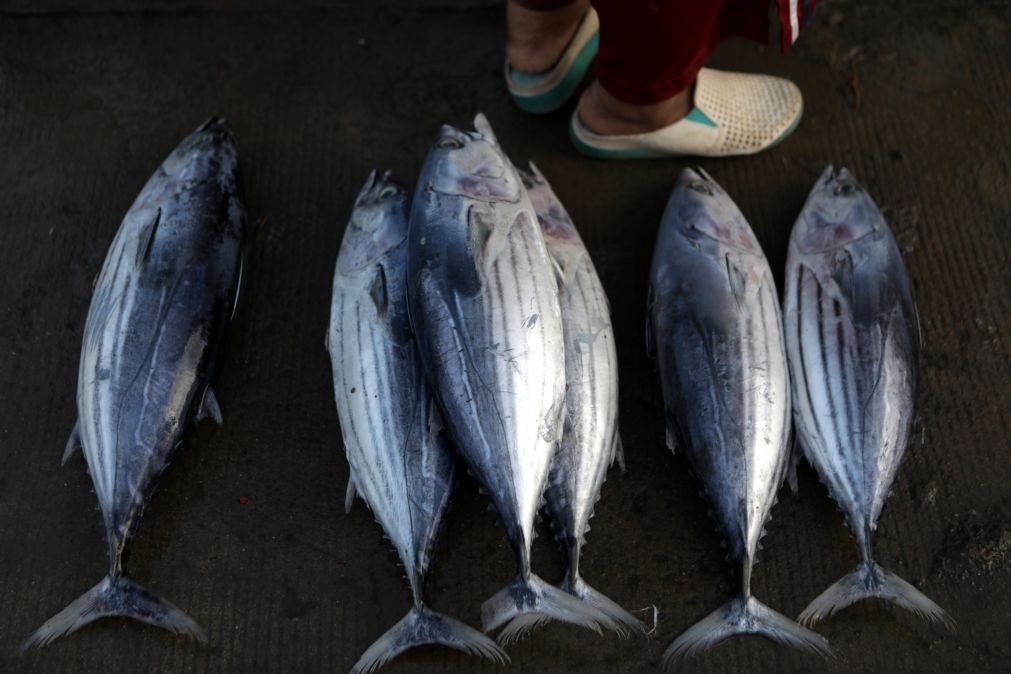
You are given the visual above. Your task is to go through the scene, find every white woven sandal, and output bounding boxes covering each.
[570,68,803,159]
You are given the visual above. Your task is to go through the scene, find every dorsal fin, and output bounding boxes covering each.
[725,253,748,309]
[136,208,162,268]
[368,265,388,316]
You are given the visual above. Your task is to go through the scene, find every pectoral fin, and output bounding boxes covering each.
[136,208,162,268]
[368,265,388,317]
[61,419,81,466]
[344,473,358,514]
[611,432,626,473]
[198,388,223,426]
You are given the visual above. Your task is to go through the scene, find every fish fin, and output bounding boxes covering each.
[663,596,831,665]
[564,575,646,638]
[610,432,626,473]
[786,432,800,495]
[664,423,677,455]
[550,257,567,290]
[344,473,358,514]
[829,248,855,306]
[61,419,81,466]
[428,403,445,440]
[197,387,223,426]
[799,561,954,629]
[136,208,162,268]
[473,113,498,146]
[481,573,617,643]
[22,575,206,651]
[368,265,388,317]
[350,604,507,674]
[230,252,245,323]
[724,253,750,310]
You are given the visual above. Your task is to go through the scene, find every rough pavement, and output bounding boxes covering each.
[0,0,1008,671]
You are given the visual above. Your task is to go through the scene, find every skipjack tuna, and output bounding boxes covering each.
[648,168,830,662]
[784,166,953,629]
[25,118,245,649]
[519,163,642,637]
[407,114,614,643]
[327,170,506,672]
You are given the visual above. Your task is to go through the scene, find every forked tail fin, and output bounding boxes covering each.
[799,561,954,629]
[564,574,646,638]
[22,575,205,650]
[350,605,508,674]
[663,596,831,665]
[481,573,617,645]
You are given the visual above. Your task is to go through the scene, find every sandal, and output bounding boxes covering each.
[505,8,599,115]
[569,68,803,158]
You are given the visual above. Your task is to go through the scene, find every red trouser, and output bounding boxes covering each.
[514,0,771,104]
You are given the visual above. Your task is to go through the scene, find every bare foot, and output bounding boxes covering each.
[506,0,591,73]
[577,79,694,135]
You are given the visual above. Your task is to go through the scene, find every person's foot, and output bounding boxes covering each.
[570,68,804,159]
[576,79,694,136]
[506,0,591,74]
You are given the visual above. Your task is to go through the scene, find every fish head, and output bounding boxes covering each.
[336,169,410,274]
[666,168,761,255]
[159,117,238,180]
[792,166,884,253]
[135,117,240,211]
[423,114,522,204]
[519,162,578,243]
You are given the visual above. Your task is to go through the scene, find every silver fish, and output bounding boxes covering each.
[25,118,245,649]
[407,114,614,644]
[784,166,953,629]
[518,163,642,637]
[327,170,506,673]
[648,168,830,662]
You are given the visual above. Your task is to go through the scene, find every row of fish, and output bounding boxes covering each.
[647,166,953,662]
[24,115,951,671]
[327,115,638,673]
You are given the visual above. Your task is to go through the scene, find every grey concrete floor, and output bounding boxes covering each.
[0,0,1008,672]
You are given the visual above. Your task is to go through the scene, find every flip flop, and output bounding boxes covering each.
[505,8,599,115]
[570,68,804,159]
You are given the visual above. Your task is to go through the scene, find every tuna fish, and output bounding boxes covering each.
[326,170,507,672]
[517,163,642,637]
[784,166,953,629]
[406,114,614,643]
[648,168,830,662]
[25,118,245,649]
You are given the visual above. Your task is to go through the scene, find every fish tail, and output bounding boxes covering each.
[799,561,954,629]
[350,604,508,674]
[563,574,647,638]
[663,596,831,665]
[481,573,617,644]
[22,575,206,650]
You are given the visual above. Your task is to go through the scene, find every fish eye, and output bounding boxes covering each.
[834,182,857,196]
[437,137,464,150]
[688,182,713,196]
[378,186,398,200]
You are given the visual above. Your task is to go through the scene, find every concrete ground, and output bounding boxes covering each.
[0,0,1008,672]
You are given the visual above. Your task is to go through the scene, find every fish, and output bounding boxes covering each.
[25,117,246,649]
[516,163,642,637]
[326,170,507,672]
[647,168,831,662]
[784,166,953,629]
[406,114,615,644]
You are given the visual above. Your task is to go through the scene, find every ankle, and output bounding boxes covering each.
[577,80,694,135]
[506,0,591,73]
